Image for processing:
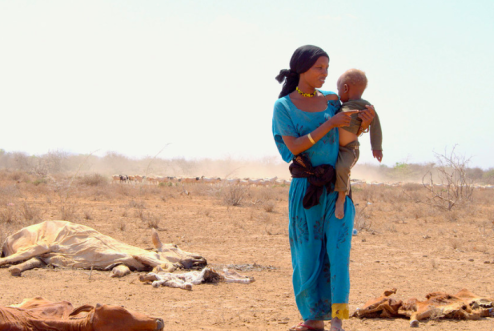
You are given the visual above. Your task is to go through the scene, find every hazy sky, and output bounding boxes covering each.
[1,0,493,169]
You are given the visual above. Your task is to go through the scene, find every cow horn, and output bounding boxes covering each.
[155,318,164,331]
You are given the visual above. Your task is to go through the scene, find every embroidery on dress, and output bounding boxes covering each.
[322,262,331,284]
[317,121,331,145]
[294,123,305,135]
[336,223,350,249]
[280,123,296,136]
[313,217,324,240]
[309,299,332,320]
[291,215,309,243]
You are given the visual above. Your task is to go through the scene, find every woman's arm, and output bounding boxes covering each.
[282,111,356,156]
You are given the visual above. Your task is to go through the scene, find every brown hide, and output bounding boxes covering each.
[91,303,164,331]
[0,220,206,276]
[0,297,164,331]
[400,289,494,326]
[352,288,403,318]
[354,289,494,327]
[7,297,74,320]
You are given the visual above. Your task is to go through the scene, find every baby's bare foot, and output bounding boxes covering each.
[335,200,345,219]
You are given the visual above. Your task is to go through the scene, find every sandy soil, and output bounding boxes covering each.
[1,176,493,330]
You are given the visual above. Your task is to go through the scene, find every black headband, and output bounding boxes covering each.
[276,45,329,98]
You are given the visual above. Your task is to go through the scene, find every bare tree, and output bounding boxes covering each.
[422,146,474,211]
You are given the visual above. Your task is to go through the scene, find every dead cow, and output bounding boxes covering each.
[353,288,494,327]
[0,220,206,277]
[139,266,255,290]
[352,288,403,319]
[1,297,163,330]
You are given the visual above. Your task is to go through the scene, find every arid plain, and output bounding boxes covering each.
[1,169,493,331]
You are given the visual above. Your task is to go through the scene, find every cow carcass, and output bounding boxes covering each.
[353,288,494,327]
[139,266,255,290]
[0,297,163,331]
[0,220,206,277]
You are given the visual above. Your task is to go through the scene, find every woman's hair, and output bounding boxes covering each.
[275,45,329,98]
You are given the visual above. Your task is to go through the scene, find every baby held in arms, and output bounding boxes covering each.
[335,69,383,219]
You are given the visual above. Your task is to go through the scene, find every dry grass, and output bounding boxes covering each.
[0,204,17,225]
[263,201,275,213]
[449,238,463,251]
[354,204,373,232]
[60,204,77,221]
[146,216,160,229]
[0,170,492,227]
[20,202,42,223]
[7,170,33,183]
[139,211,161,229]
[222,185,246,206]
[83,209,93,220]
[77,174,108,187]
[1,169,493,262]
[129,199,146,209]
[118,221,127,231]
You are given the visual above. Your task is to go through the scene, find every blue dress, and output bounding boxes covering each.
[272,91,354,321]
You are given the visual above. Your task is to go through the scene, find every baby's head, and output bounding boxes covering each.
[337,69,368,102]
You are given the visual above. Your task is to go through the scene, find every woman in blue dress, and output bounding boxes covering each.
[272,45,375,331]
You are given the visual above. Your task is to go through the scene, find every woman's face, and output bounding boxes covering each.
[300,56,329,88]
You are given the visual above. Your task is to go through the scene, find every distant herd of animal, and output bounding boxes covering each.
[111,174,494,190]
[112,174,288,186]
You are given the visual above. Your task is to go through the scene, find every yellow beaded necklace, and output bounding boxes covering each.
[296,86,317,97]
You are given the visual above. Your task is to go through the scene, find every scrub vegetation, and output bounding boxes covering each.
[0,150,493,330]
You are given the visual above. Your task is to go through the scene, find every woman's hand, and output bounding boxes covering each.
[282,110,358,156]
[358,105,375,131]
[328,111,357,128]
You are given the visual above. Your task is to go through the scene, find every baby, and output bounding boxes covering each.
[335,69,383,219]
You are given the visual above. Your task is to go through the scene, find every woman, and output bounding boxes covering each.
[272,45,374,331]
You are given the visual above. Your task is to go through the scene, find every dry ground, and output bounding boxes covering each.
[0,170,493,331]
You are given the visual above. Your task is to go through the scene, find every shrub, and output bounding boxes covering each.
[146,215,160,229]
[223,185,245,206]
[60,204,77,221]
[32,178,47,186]
[118,221,126,231]
[78,174,108,187]
[354,204,373,232]
[83,210,93,220]
[263,201,275,213]
[20,202,42,222]
[0,205,17,224]
[422,147,474,211]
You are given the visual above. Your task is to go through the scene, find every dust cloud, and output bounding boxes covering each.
[0,150,491,184]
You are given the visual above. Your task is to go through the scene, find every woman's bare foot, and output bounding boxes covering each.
[335,192,345,219]
[289,320,325,331]
[330,317,344,331]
